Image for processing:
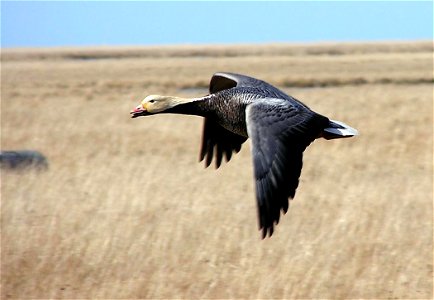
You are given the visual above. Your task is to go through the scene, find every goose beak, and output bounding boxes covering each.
[130,104,149,118]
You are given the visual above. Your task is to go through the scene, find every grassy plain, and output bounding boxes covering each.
[1,41,433,299]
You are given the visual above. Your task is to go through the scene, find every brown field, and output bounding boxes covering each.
[1,41,433,299]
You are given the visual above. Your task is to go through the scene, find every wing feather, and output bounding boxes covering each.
[246,100,329,238]
[200,118,247,168]
[210,72,310,110]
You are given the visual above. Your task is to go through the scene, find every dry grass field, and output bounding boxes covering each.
[1,41,433,299]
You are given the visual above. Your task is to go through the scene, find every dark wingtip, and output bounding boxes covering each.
[268,226,274,238]
[204,160,211,168]
[260,225,274,239]
[205,154,212,168]
[261,228,267,239]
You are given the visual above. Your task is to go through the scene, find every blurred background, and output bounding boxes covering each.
[1,2,433,299]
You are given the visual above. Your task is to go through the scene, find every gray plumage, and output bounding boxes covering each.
[131,72,358,238]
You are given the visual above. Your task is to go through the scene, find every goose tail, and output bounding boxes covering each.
[322,119,359,140]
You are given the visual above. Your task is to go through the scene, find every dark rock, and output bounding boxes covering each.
[0,150,49,170]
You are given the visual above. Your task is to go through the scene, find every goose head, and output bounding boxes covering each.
[131,95,189,118]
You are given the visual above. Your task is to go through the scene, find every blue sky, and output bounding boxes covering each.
[1,1,433,47]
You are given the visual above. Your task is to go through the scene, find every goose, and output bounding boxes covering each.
[131,72,358,238]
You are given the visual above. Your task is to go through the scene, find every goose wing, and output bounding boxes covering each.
[210,72,295,102]
[200,118,247,168]
[246,99,329,238]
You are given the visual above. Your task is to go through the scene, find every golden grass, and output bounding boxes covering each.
[1,41,433,299]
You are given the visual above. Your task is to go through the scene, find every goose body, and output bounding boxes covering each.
[131,72,358,238]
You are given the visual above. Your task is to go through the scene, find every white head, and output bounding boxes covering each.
[130,95,189,118]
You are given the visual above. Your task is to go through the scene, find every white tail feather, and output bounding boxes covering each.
[324,120,359,138]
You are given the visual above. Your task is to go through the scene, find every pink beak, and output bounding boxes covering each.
[130,104,148,118]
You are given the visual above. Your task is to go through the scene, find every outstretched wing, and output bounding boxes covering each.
[200,118,247,168]
[210,72,305,106]
[246,99,329,238]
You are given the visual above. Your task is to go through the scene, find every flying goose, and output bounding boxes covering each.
[131,72,358,238]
